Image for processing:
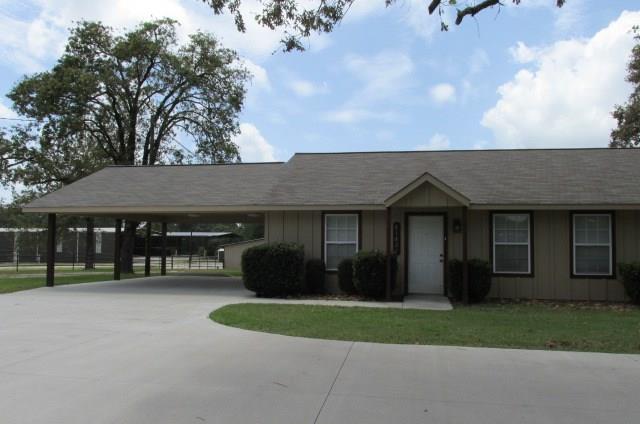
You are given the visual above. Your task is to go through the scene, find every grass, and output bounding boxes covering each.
[0,268,242,294]
[0,273,148,294]
[211,302,640,354]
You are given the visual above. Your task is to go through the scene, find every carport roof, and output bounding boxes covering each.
[23,148,640,214]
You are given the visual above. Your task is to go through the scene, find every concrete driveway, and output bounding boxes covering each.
[0,276,638,424]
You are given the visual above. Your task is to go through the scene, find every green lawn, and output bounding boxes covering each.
[211,303,640,354]
[0,268,242,294]
[0,273,153,294]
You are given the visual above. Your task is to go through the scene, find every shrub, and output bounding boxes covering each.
[337,258,356,294]
[448,259,492,303]
[241,242,304,297]
[353,250,388,299]
[305,259,325,294]
[619,262,640,304]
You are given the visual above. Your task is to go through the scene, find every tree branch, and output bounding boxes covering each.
[427,0,442,15]
[455,0,501,26]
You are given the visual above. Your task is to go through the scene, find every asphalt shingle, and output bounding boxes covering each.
[24,148,640,210]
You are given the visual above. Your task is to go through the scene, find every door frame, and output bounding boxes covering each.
[404,212,448,296]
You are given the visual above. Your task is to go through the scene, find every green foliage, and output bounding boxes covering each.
[611,29,640,148]
[241,242,304,297]
[353,250,387,299]
[4,19,249,198]
[304,259,326,294]
[202,1,567,52]
[337,257,356,294]
[448,259,492,303]
[619,262,640,304]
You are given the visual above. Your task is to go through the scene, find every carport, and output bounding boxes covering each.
[21,163,280,286]
[37,212,263,286]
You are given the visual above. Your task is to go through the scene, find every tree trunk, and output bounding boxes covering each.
[120,221,138,273]
[84,217,95,270]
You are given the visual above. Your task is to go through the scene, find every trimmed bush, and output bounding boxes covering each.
[305,259,326,294]
[619,262,640,304]
[241,242,304,297]
[337,258,356,294]
[448,259,492,303]
[353,250,387,299]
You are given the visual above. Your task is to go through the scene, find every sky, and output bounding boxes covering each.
[0,0,639,164]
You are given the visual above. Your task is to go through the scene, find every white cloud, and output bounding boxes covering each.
[0,102,17,120]
[323,50,413,125]
[509,41,540,64]
[429,83,456,104]
[242,59,271,91]
[469,48,490,74]
[482,11,640,149]
[399,0,446,41]
[233,123,276,162]
[416,133,450,151]
[505,0,586,34]
[344,50,414,104]
[323,108,399,124]
[0,0,285,73]
[288,79,327,97]
[342,0,386,22]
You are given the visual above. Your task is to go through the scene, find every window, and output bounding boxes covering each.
[95,232,102,254]
[492,213,531,274]
[573,214,613,276]
[324,214,359,271]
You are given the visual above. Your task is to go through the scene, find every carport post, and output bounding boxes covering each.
[160,222,167,276]
[114,219,122,281]
[46,213,56,287]
[144,222,152,276]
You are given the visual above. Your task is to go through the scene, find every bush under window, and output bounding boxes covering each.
[448,259,492,303]
[619,262,640,304]
[304,259,325,294]
[337,258,356,294]
[241,242,304,297]
[353,250,392,299]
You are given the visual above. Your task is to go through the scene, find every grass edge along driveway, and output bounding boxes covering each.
[0,269,242,294]
[211,302,640,354]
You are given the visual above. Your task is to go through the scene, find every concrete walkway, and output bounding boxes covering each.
[0,276,638,423]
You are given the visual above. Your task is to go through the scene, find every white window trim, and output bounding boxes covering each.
[324,213,359,271]
[492,213,531,275]
[572,213,613,276]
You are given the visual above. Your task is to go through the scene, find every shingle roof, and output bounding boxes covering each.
[24,148,640,212]
[25,162,285,209]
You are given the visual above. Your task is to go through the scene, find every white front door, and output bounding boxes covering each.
[408,215,444,294]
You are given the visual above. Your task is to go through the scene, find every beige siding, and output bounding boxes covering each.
[264,206,640,300]
[392,182,462,208]
[265,210,387,292]
[468,210,639,302]
[223,239,264,270]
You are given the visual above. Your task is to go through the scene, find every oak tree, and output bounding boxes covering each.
[4,19,250,271]
[611,28,640,148]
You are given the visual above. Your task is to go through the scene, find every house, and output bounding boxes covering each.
[23,148,640,301]
[220,238,265,269]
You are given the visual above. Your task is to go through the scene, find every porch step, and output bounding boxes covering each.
[403,294,453,311]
